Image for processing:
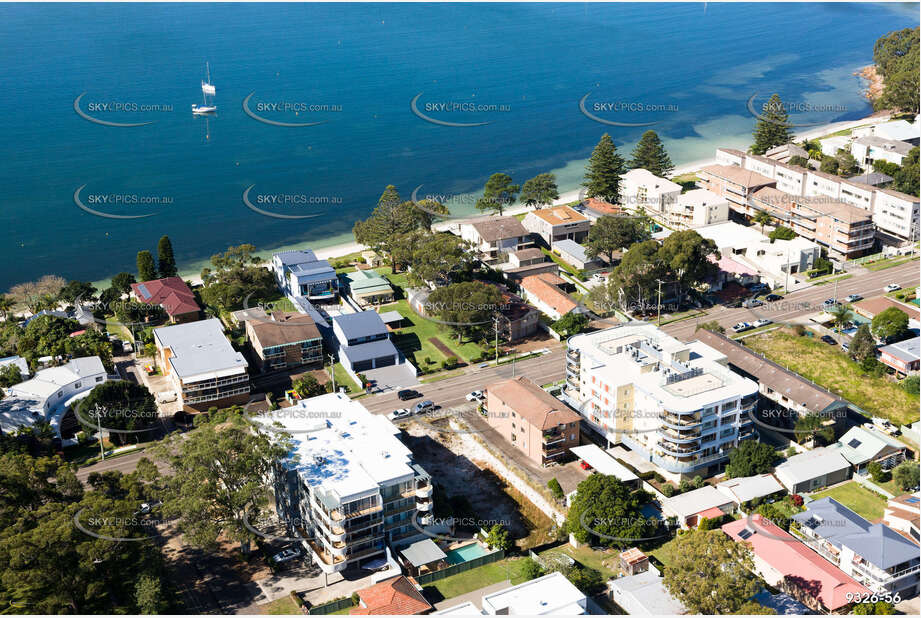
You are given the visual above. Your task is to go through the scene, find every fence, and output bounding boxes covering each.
[308,596,353,615]
[412,548,506,585]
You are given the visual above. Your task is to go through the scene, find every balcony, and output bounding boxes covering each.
[306,538,346,567]
[657,440,701,457]
[416,499,432,512]
[658,428,701,443]
[659,413,702,429]
[415,485,433,499]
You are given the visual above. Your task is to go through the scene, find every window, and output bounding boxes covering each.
[96,376,103,382]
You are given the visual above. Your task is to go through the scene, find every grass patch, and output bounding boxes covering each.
[811,273,853,285]
[380,300,483,366]
[743,330,917,425]
[863,256,918,272]
[647,535,681,568]
[538,545,619,579]
[658,309,706,326]
[332,362,362,394]
[422,557,527,600]
[256,596,301,615]
[104,317,133,342]
[810,481,888,521]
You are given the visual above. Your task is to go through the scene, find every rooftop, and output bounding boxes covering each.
[153,318,247,380]
[7,356,106,401]
[487,377,581,430]
[832,424,907,466]
[622,168,682,193]
[663,485,734,520]
[399,538,447,567]
[512,247,545,262]
[552,238,590,263]
[852,296,920,321]
[676,188,728,209]
[528,205,588,225]
[519,273,577,316]
[247,312,321,348]
[130,276,200,317]
[698,164,775,189]
[344,269,393,294]
[716,474,784,505]
[570,444,639,483]
[582,197,623,216]
[607,565,688,615]
[854,135,914,154]
[774,447,850,485]
[879,335,921,363]
[351,575,432,615]
[333,311,388,340]
[846,172,894,186]
[470,216,528,243]
[481,571,586,615]
[696,221,766,251]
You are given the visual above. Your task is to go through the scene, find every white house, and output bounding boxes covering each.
[619,168,681,218]
[819,135,852,157]
[481,571,587,615]
[851,136,914,170]
[459,216,533,263]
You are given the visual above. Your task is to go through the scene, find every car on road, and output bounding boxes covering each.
[465,390,485,402]
[765,294,783,302]
[387,408,412,421]
[844,294,862,303]
[821,335,837,345]
[397,389,422,401]
[732,322,752,333]
[412,400,435,414]
[271,547,302,564]
[742,299,763,308]
[822,298,839,310]
[752,318,772,328]
[841,342,850,353]
[747,283,769,292]
[884,283,901,293]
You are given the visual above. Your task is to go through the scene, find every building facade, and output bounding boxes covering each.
[245,312,323,372]
[522,206,590,248]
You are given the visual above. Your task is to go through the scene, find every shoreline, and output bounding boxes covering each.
[89,110,889,292]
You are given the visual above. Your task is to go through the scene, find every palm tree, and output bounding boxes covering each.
[753,210,773,234]
[0,294,14,322]
[829,303,853,331]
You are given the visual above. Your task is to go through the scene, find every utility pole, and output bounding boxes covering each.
[328,353,336,393]
[656,279,663,327]
[785,244,790,292]
[96,404,105,461]
[832,261,840,302]
[493,315,500,366]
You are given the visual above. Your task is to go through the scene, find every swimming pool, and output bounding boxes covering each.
[445,543,490,565]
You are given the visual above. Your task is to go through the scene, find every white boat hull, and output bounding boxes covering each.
[192,105,217,115]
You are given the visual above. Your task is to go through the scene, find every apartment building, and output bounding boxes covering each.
[244,311,323,372]
[459,216,533,264]
[153,318,250,411]
[522,205,590,248]
[851,136,914,170]
[667,188,729,229]
[619,168,682,218]
[564,323,759,479]
[696,164,775,217]
[268,393,435,575]
[792,498,920,598]
[789,195,876,259]
[485,376,581,467]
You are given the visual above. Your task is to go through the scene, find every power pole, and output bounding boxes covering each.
[493,315,500,366]
[656,279,663,327]
[785,244,790,292]
[328,353,336,392]
[96,404,105,461]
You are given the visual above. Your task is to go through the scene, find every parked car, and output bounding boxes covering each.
[465,390,485,402]
[840,342,850,352]
[412,400,435,414]
[765,294,783,302]
[821,335,837,345]
[732,322,752,333]
[748,283,769,292]
[742,299,763,308]
[156,390,178,404]
[884,283,901,293]
[580,460,592,471]
[271,547,302,564]
[844,294,862,303]
[397,389,422,401]
[752,318,772,328]
[387,408,412,421]
[822,298,839,310]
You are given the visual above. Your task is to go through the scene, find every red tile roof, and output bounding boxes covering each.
[584,198,622,216]
[520,273,577,316]
[350,576,432,615]
[130,277,200,318]
[722,515,870,611]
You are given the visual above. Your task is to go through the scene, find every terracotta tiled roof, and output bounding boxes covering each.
[487,376,581,430]
[520,273,577,315]
[130,277,200,317]
[529,205,588,225]
[852,296,920,321]
[247,312,321,347]
[583,198,622,216]
[350,576,432,615]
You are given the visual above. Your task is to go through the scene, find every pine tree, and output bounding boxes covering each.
[629,130,674,177]
[157,236,178,278]
[751,94,793,155]
[136,250,157,282]
[583,133,626,203]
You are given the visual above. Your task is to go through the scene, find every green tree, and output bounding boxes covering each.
[0,294,14,321]
[565,474,660,548]
[769,225,796,241]
[520,557,544,581]
[353,186,431,271]
[134,574,167,614]
[476,173,519,216]
[829,303,854,330]
[753,210,773,234]
[901,374,920,396]
[852,600,896,615]
[519,173,559,209]
[485,523,512,551]
[751,94,792,155]
[59,281,97,304]
[157,235,178,278]
[695,320,725,334]
[7,275,67,314]
[562,564,605,595]
[401,232,475,287]
[0,363,22,387]
[590,239,665,314]
[657,230,720,307]
[426,281,505,343]
[629,130,674,177]
[873,27,920,114]
[153,408,290,553]
[794,413,835,445]
[136,250,157,282]
[16,314,112,371]
[199,244,277,312]
[835,149,859,176]
[76,381,159,446]
[755,503,790,531]
[893,460,920,490]
[725,440,777,478]
[850,324,877,361]
[871,307,910,341]
[292,374,328,399]
[868,461,890,483]
[547,478,564,501]
[585,215,650,266]
[788,155,809,167]
[111,272,137,294]
[662,530,763,614]
[583,133,627,203]
[819,155,839,175]
[893,146,920,197]
[551,312,588,337]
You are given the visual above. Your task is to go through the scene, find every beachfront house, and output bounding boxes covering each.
[130,276,201,324]
[459,216,533,264]
[272,249,339,302]
[831,424,908,475]
[244,311,323,373]
[341,269,394,307]
[522,206,590,248]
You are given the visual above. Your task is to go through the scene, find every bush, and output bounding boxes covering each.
[662,483,676,497]
[868,461,891,484]
[350,592,360,606]
[520,557,544,581]
[893,461,920,491]
[791,324,805,336]
[786,446,797,457]
[442,356,459,370]
[769,226,796,241]
[901,374,920,396]
[547,478,564,501]
[791,494,803,507]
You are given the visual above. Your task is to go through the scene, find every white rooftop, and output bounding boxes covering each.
[663,485,734,520]
[257,393,417,506]
[7,357,105,400]
[570,444,639,483]
[696,221,767,251]
[481,571,586,615]
[716,474,785,505]
[774,447,850,486]
[622,168,682,194]
[677,188,728,209]
[431,601,484,615]
[872,119,920,143]
[153,318,248,381]
[607,565,688,615]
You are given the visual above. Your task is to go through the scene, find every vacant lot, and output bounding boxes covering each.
[381,299,484,367]
[811,481,888,521]
[743,330,917,425]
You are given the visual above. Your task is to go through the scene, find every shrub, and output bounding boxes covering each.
[786,446,797,457]
[662,483,676,497]
[520,557,544,581]
[442,356,459,370]
[350,592,360,606]
[901,374,920,396]
[893,461,920,491]
[547,478,564,501]
[791,494,803,507]
[791,324,805,336]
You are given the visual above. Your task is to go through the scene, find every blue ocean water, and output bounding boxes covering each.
[0,2,917,289]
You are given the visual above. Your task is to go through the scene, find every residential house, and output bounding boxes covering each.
[0,355,30,379]
[244,311,323,372]
[579,197,624,221]
[153,318,250,411]
[884,494,920,545]
[507,248,546,268]
[272,249,339,302]
[480,571,587,615]
[831,425,908,474]
[350,576,433,615]
[569,444,640,490]
[722,515,870,613]
[129,276,201,324]
[501,248,560,282]
[493,286,540,342]
[342,269,394,307]
[519,272,582,321]
[663,485,736,528]
[853,119,921,145]
[716,474,785,508]
[459,216,533,264]
[267,394,436,575]
[332,311,398,372]
[564,323,759,479]
[879,336,920,375]
[620,168,682,219]
[607,563,688,615]
[551,239,603,272]
[485,376,581,467]
[852,296,921,322]
[773,448,851,494]
[522,206,590,248]
[792,497,920,598]
[851,136,915,170]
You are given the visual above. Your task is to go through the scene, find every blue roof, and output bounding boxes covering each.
[339,339,399,364]
[793,498,919,570]
[274,249,317,267]
[553,239,589,263]
[333,311,387,340]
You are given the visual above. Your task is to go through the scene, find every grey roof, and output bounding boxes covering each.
[832,425,907,466]
[751,590,810,615]
[378,311,403,324]
[153,318,248,379]
[274,249,317,267]
[339,339,399,364]
[471,216,528,242]
[793,497,919,570]
[553,239,590,263]
[879,336,920,363]
[399,538,447,567]
[774,448,851,486]
[846,172,894,186]
[608,567,688,615]
[333,311,387,340]
[854,135,915,154]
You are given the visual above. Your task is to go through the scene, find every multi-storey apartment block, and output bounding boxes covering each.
[619,168,682,217]
[268,393,435,575]
[564,323,758,479]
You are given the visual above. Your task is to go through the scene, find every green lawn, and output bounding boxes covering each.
[332,362,362,393]
[422,557,528,600]
[256,596,302,615]
[104,317,133,342]
[863,256,918,272]
[810,481,888,521]
[743,330,918,425]
[539,545,619,579]
[380,300,484,367]
[647,536,681,568]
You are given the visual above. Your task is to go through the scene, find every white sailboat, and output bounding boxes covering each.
[192,62,217,114]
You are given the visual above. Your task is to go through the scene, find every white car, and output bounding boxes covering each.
[271,547,302,564]
[465,390,485,402]
[732,322,752,333]
[156,390,178,404]
[752,318,772,328]
[884,284,901,293]
[387,408,412,421]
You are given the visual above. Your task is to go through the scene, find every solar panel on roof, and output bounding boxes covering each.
[847,438,861,448]
[137,283,150,299]
[907,497,920,504]
[738,528,754,540]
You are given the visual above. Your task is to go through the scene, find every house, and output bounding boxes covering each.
[272,249,339,302]
[618,547,650,576]
[662,485,736,528]
[244,311,322,372]
[773,448,851,494]
[153,318,250,411]
[493,287,540,342]
[570,444,640,490]
[716,474,785,507]
[580,197,623,221]
[792,497,920,598]
[853,118,921,145]
[350,576,433,615]
[518,273,582,321]
[485,377,580,467]
[722,515,870,613]
[884,494,920,545]
[341,269,394,307]
[831,425,908,474]
[331,311,417,389]
[0,356,107,438]
[852,296,920,322]
[551,239,603,272]
[481,571,587,615]
[765,143,809,164]
[398,538,447,577]
[459,216,533,264]
[851,136,915,170]
[507,248,546,268]
[522,206,590,248]
[0,355,30,380]
[129,277,201,324]
[878,336,920,375]
[607,563,688,615]
[620,168,682,218]
[265,394,436,575]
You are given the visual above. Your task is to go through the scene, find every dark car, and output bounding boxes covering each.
[821,335,837,345]
[397,389,422,401]
[765,294,783,302]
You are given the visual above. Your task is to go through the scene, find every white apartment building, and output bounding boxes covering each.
[668,189,729,229]
[851,136,914,170]
[266,393,435,575]
[564,323,759,479]
[620,168,681,218]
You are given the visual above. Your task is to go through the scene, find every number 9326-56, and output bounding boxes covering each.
[845,592,901,604]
